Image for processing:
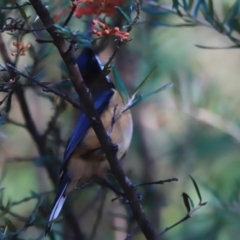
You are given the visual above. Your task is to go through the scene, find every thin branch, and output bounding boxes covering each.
[1,25,46,33]
[134,178,178,187]
[62,2,77,27]
[158,201,207,237]
[124,225,140,240]
[6,118,26,129]
[1,64,81,109]
[43,98,65,140]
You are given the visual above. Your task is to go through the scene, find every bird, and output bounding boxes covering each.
[46,47,133,233]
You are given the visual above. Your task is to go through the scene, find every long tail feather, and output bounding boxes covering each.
[45,182,68,235]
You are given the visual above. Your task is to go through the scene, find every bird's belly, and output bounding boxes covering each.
[68,91,133,190]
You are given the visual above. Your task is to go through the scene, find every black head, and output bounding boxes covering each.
[76,48,115,93]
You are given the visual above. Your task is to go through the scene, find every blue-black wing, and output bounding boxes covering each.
[63,89,114,161]
[76,47,103,77]
[63,47,113,161]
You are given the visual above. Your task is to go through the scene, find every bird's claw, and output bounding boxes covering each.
[111,192,142,204]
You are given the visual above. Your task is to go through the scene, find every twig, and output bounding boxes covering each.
[6,118,26,129]
[4,64,81,109]
[158,201,207,237]
[62,2,77,27]
[0,93,10,105]
[43,98,65,140]
[1,25,46,33]
[134,178,178,187]
[124,225,140,240]
[107,104,119,136]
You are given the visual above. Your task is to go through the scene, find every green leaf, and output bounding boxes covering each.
[182,192,191,212]
[3,217,17,232]
[182,0,188,10]
[0,9,6,28]
[150,21,196,27]
[111,64,129,103]
[208,0,214,16]
[132,65,158,98]
[194,0,205,17]
[123,82,173,112]
[0,200,11,218]
[141,6,167,15]
[195,44,240,49]
[223,1,240,33]
[172,0,183,16]
[5,93,13,113]
[190,175,202,203]
[16,3,28,22]
[115,6,131,24]
[172,0,180,11]
[188,0,194,11]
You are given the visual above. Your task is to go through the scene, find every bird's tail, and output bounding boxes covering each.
[45,181,69,235]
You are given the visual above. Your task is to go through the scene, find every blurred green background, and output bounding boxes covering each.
[1,0,240,239]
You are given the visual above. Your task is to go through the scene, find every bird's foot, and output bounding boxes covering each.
[111,192,142,204]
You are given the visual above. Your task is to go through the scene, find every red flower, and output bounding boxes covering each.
[92,19,129,42]
[74,0,126,18]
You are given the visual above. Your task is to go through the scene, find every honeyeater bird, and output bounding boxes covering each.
[46,47,133,233]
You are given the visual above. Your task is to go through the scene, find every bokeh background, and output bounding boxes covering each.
[1,0,240,239]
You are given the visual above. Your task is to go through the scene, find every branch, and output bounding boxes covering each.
[0,64,81,109]
[28,0,158,239]
[159,201,207,237]
[144,0,240,46]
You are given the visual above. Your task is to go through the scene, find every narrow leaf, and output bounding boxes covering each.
[194,0,204,17]
[136,82,173,101]
[5,92,13,113]
[149,21,196,27]
[0,10,5,28]
[208,0,214,17]
[195,44,240,49]
[115,6,131,24]
[182,192,191,212]
[188,0,194,10]
[190,176,202,203]
[132,65,158,97]
[16,3,28,21]
[111,64,129,103]
[182,0,188,10]
[3,217,17,232]
[123,82,173,112]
